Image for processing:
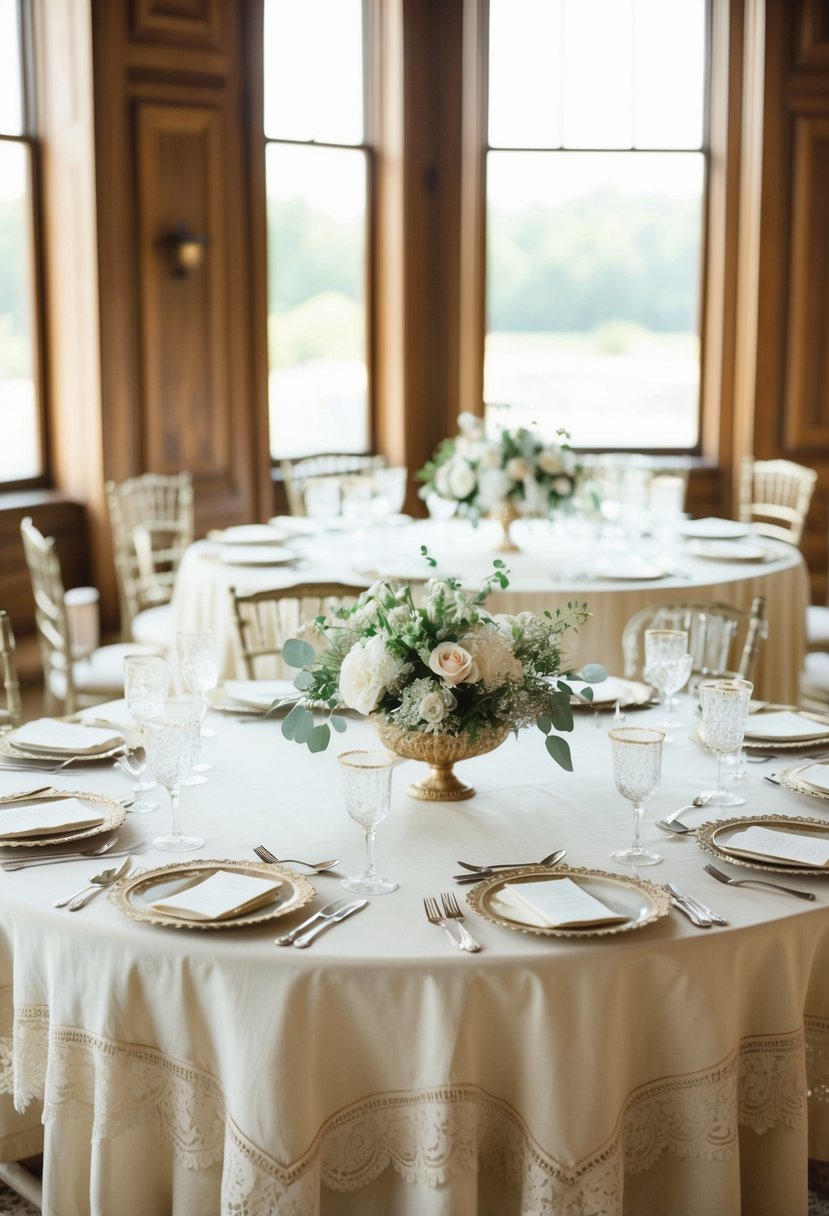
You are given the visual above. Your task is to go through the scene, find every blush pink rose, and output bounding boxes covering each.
[428,642,480,686]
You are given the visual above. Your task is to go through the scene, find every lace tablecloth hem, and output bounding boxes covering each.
[0,996,822,1216]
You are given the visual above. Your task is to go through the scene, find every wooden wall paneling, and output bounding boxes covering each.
[797,0,829,68]
[130,0,223,47]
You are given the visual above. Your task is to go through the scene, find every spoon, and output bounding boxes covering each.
[53,856,133,909]
[456,849,564,873]
[115,746,148,780]
[655,793,713,835]
[453,849,567,882]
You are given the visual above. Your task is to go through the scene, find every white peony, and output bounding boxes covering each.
[446,459,477,500]
[553,475,573,496]
[338,634,403,716]
[538,448,564,475]
[480,446,502,469]
[461,624,524,689]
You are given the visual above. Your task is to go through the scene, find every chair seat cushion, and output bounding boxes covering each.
[48,643,159,700]
[807,605,829,648]
[131,604,174,651]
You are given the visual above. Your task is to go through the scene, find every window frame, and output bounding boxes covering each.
[0,0,48,491]
[262,0,378,466]
[459,0,735,461]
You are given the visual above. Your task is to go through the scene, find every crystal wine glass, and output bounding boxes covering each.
[177,630,218,773]
[609,726,665,866]
[698,678,753,807]
[122,655,170,812]
[338,749,397,895]
[144,699,205,852]
[643,629,693,738]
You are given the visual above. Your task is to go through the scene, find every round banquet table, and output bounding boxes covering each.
[1,701,829,1214]
[171,517,809,704]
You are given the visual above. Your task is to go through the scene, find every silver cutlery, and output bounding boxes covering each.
[664,881,727,926]
[0,759,73,774]
[2,842,146,871]
[456,848,565,873]
[655,793,713,835]
[663,886,711,927]
[292,899,367,947]
[274,898,350,946]
[764,772,782,785]
[254,845,341,873]
[1,833,124,869]
[703,861,817,901]
[424,896,465,950]
[0,786,54,802]
[440,891,481,951]
[54,856,134,911]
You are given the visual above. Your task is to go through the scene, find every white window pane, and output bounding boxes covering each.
[0,0,23,135]
[264,0,363,145]
[488,0,563,148]
[485,151,704,450]
[563,0,634,148]
[634,0,705,148]
[266,144,368,459]
[0,142,39,479]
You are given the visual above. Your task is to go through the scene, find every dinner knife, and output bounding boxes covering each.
[667,891,711,928]
[666,882,728,926]
[274,898,350,946]
[292,900,368,948]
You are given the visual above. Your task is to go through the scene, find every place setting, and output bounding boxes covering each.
[0,717,128,768]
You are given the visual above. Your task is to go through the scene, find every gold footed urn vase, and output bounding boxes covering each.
[492,499,521,553]
[373,718,511,801]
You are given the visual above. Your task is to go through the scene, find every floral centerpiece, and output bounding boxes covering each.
[278,551,604,800]
[417,412,578,526]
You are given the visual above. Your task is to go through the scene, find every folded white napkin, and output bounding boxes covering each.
[223,680,296,710]
[722,824,829,868]
[744,711,829,742]
[567,676,628,705]
[207,525,288,546]
[494,878,627,929]
[151,870,283,921]
[0,796,105,839]
[78,699,137,732]
[10,719,124,756]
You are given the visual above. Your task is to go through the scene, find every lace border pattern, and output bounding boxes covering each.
[0,1000,822,1216]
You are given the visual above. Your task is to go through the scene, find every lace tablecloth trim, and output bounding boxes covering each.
[0,1002,817,1216]
[805,1016,829,1106]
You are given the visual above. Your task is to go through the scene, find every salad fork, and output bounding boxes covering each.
[253,845,340,872]
[703,862,816,901]
[423,897,464,950]
[440,892,481,951]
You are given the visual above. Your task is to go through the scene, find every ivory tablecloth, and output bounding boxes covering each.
[171,518,808,703]
[0,700,828,1214]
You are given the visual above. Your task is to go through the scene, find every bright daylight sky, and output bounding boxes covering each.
[0,0,24,203]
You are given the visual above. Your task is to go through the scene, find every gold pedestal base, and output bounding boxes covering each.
[493,499,521,552]
[373,718,511,803]
[407,763,476,801]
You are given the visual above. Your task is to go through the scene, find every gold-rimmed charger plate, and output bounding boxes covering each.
[697,813,829,876]
[570,678,653,712]
[0,790,125,849]
[0,736,126,764]
[109,858,315,930]
[465,865,671,939]
[778,761,829,801]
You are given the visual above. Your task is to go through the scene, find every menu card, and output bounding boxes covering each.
[795,764,829,794]
[744,711,829,742]
[722,825,829,868]
[150,870,284,922]
[10,719,124,756]
[0,797,105,839]
[496,878,628,929]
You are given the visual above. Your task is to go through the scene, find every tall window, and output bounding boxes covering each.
[485,0,707,450]
[263,0,371,460]
[0,0,42,483]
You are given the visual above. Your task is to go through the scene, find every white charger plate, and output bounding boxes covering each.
[0,790,125,849]
[686,539,772,562]
[679,518,750,540]
[218,547,297,567]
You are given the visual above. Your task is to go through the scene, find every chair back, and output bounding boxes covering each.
[106,472,194,633]
[739,457,817,545]
[0,611,22,729]
[20,517,77,712]
[622,596,767,685]
[281,454,386,516]
[229,583,367,679]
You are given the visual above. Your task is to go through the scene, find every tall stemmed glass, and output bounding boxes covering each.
[122,655,170,812]
[609,727,665,866]
[698,678,753,807]
[643,629,693,738]
[338,750,397,895]
[177,631,218,780]
[144,700,205,852]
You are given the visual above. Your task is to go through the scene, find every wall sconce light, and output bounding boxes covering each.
[164,222,208,278]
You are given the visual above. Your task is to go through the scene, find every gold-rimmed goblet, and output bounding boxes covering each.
[609,726,665,866]
[144,699,205,853]
[338,749,397,895]
[123,655,170,812]
[698,678,753,807]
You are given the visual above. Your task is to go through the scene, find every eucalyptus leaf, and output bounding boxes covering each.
[281,703,311,741]
[294,711,315,745]
[579,663,608,684]
[293,670,314,691]
[330,714,347,733]
[580,687,594,702]
[536,713,553,736]
[282,638,316,669]
[550,698,574,733]
[307,723,331,753]
[545,734,573,771]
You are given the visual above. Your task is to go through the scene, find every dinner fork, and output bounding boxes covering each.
[253,845,341,872]
[440,892,481,952]
[703,862,816,901]
[423,897,464,951]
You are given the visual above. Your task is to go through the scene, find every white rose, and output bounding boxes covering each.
[419,690,448,724]
[338,634,403,716]
[428,641,480,686]
[538,448,564,475]
[506,457,531,481]
[446,460,476,500]
[553,475,574,496]
[480,446,502,469]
